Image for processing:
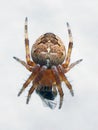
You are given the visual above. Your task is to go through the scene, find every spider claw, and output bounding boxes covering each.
[18,87,25,96]
[76,59,83,64]
[25,17,28,22]
[79,59,83,62]
[13,56,19,61]
[70,89,74,96]
[26,94,31,104]
[66,22,69,27]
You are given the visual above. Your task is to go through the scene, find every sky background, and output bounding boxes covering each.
[0,0,98,130]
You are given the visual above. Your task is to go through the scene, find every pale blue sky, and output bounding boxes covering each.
[0,0,98,130]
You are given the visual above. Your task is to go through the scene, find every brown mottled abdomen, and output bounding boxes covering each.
[31,33,66,67]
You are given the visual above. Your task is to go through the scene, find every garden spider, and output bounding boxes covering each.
[13,17,82,109]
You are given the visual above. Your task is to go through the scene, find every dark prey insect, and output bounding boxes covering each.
[13,17,82,109]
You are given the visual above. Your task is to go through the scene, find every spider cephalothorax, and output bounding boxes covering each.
[13,17,82,109]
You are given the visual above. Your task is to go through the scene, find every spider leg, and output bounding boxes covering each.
[52,66,64,109]
[52,85,58,97]
[64,59,83,73]
[24,17,35,66]
[63,22,73,68]
[18,64,40,96]
[57,65,74,96]
[13,56,33,71]
[26,65,47,104]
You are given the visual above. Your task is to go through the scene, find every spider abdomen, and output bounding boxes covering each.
[31,33,66,67]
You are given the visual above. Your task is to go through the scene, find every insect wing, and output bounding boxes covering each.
[40,95,57,109]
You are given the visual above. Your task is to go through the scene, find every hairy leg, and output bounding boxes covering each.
[24,17,35,66]
[58,65,74,96]
[18,64,40,96]
[52,66,64,109]
[26,65,47,104]
[63,22,73,68]
[13,56,33,71]
[64,59,83,73]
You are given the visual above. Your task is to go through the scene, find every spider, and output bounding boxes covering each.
[13,17,82,109]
